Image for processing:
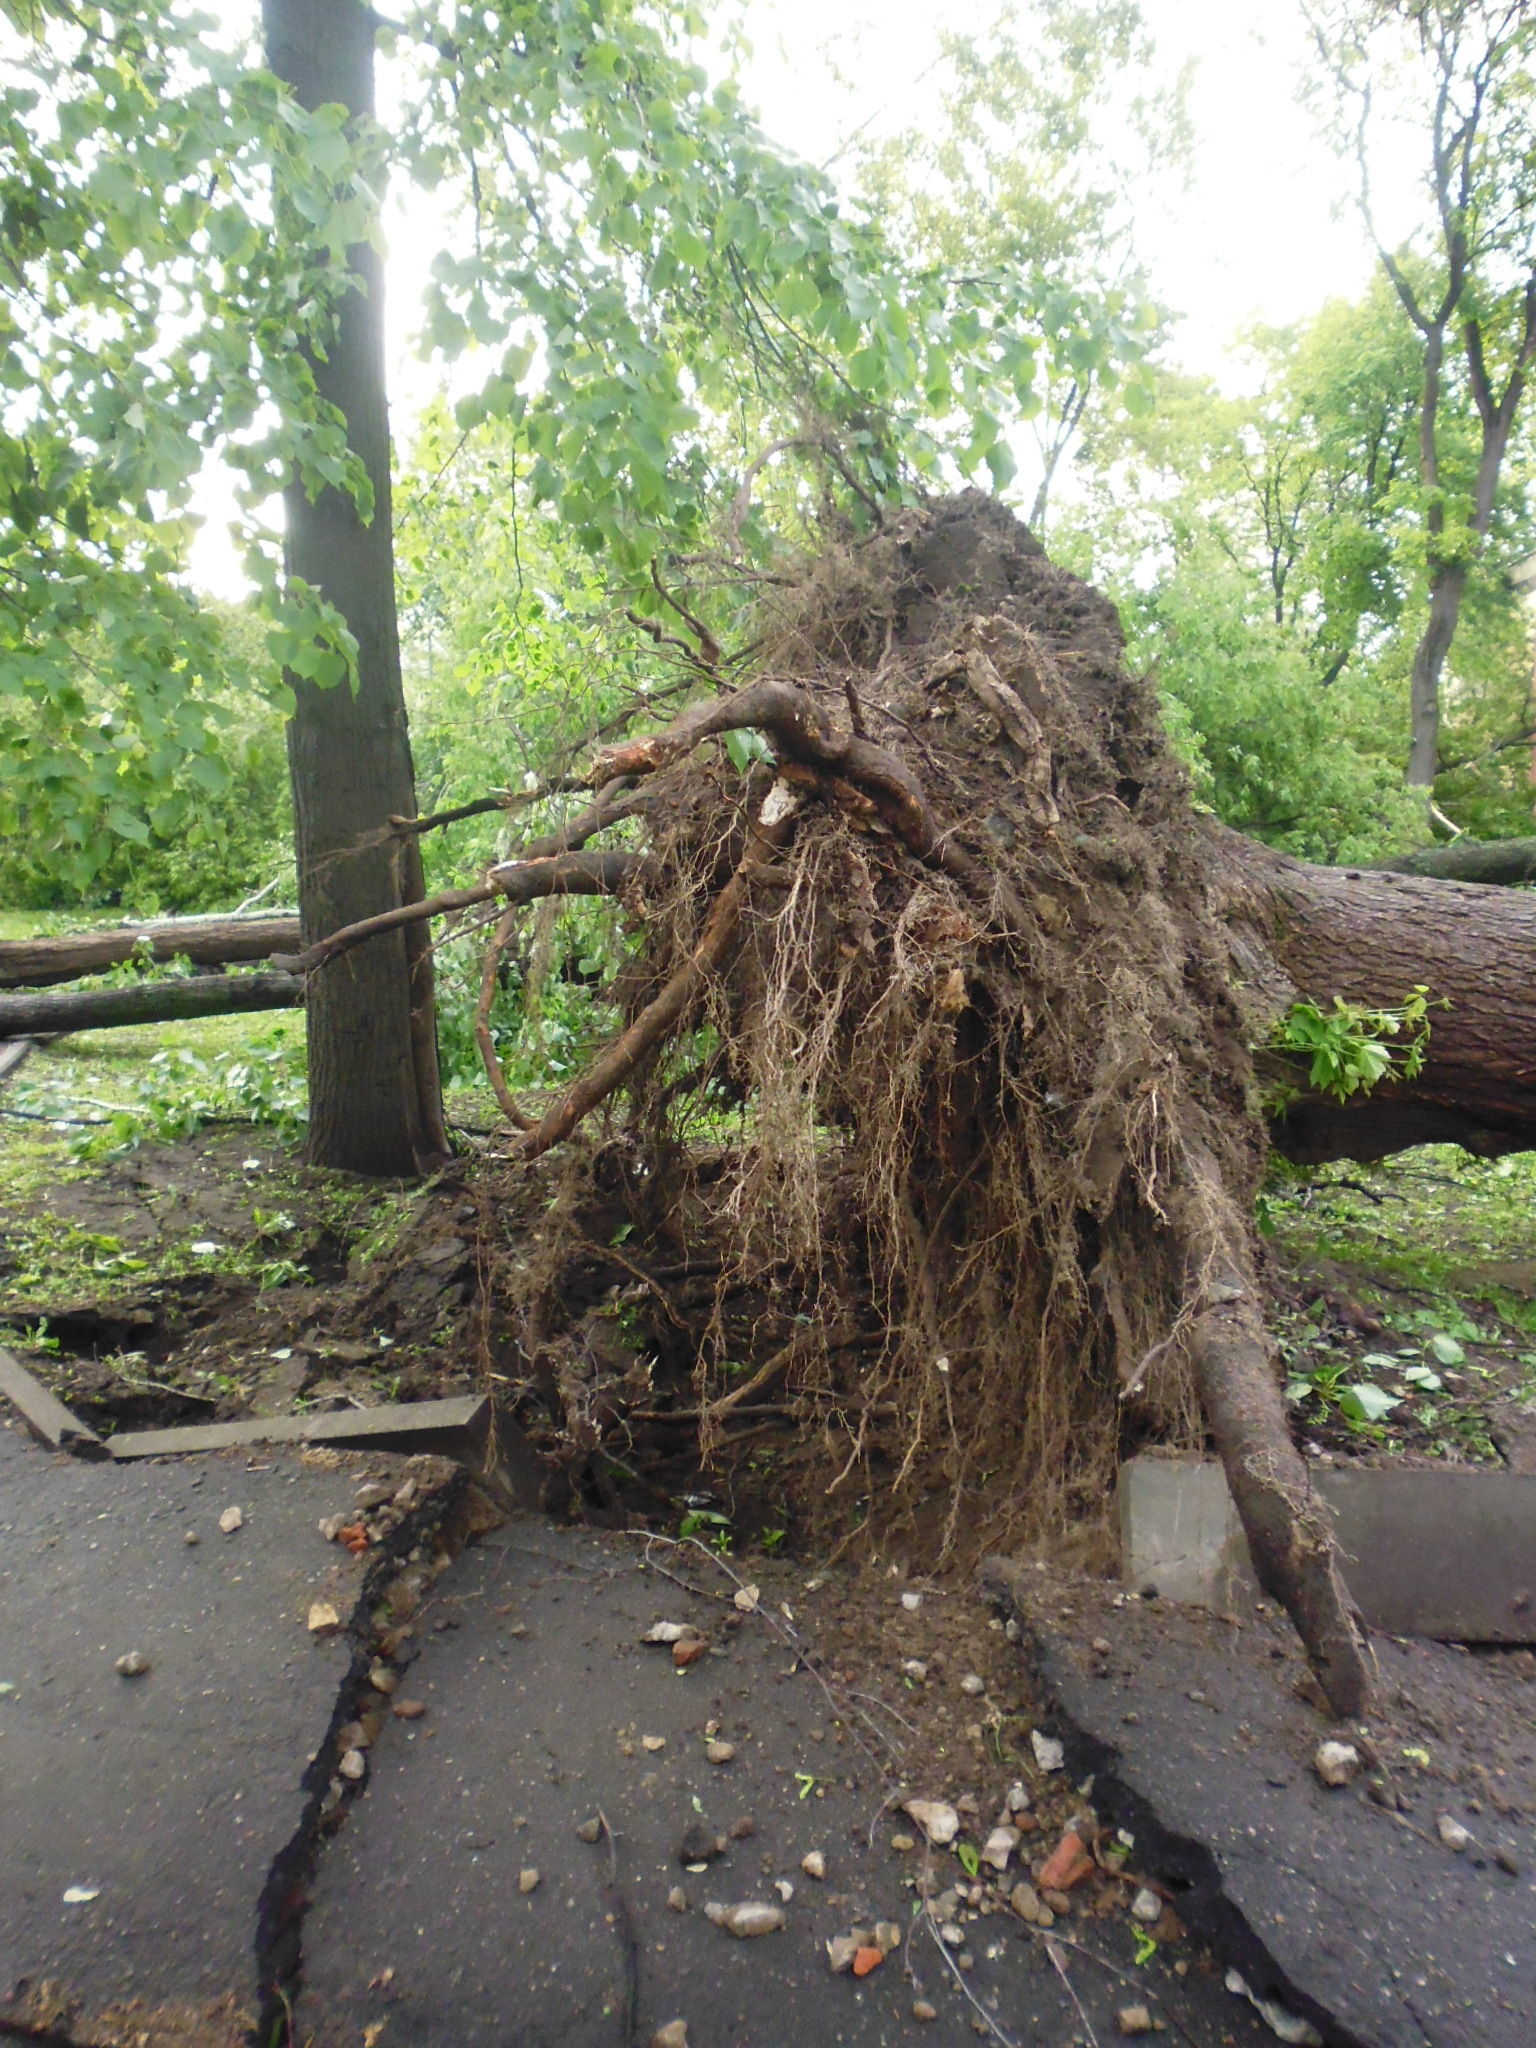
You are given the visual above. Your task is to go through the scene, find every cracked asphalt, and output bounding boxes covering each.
[4,1405,1519,2048]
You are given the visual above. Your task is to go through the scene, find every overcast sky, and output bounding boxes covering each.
[189,0,1410,592]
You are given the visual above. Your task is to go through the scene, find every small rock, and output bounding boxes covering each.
[1437,1813,1473,1852]
[1131,1886,1162,1925]
[801,1849,826,1879]
[1495,1849,1520,1876]
[114,1651,151,1678]
[642,1734,667,1752]
[1091,1637,1113,1655]
[183,1531,199,1546]
[678,1822,722,1865]
[666,1886,688,1912]
[673,1637,708,1669]
[874,1920,902,1952]
[733,1585,760,1613]
[1038,1830,1094,1891]
[902,1659,929,1680]
[727,1814,756,1840]
[1117,2006,1154,2036]
[576,1817,603,1844]
[959,1673,985,1696]
[649,2024,689,2048]
[1005,1781,1030,1813]
[392,1698,427,1721]
[912,2000,937,2022]
[852,1946,883,1977]
[891,1832,917,1852]
[1031,1730,1064,1772]
[956,1793,980,1816]
[337,1720,370,1751]
[774,1879,794,1903]
[368,1662,397,1696]
[706,1740,736,1764]
[1313,1740,1361,1789]
[352,1483,394,1511]
[826,1934,861,1974]
[982,1825,1020,1872]
[307,1602,341,1635]
[338,1748,367,1782]
[1041,1888,1073,1915]
[903,1798,960,1846]
[901,1591,922,1611]
[939,1921,964,1948]
[643,1621,692,1644]
[1009,1882,1054,1928]
[218,1506,243,1535]
[518,1868,540,1894]
[706,1900,784,1937]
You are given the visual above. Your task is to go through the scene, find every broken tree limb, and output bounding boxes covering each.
[1374,836,1536,885]
[0,973,304,1038]
[273,850,638,977]
[1172,1133,1370,1718]
[0,915,300,990]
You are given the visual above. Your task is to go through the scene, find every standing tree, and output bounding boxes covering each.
[262,0,448,1174]
[1305,0,1536,788]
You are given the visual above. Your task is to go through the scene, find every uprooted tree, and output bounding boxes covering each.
[287,493,1536,1721]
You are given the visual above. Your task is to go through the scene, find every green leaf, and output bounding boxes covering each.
[1427,1333,1465,1366]
[1338,1383,1402,1424]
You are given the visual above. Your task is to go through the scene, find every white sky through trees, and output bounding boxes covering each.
[187,0,1412,594]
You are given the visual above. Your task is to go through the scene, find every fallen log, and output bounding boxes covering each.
[1374,836,1536,885]
[0,914,301,990]
[1216,829,1536,1160]
[0,973,303,1038]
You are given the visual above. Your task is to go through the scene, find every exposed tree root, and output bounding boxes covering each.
[288,493,1532,1717]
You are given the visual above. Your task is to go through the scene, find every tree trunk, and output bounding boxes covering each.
[1406,560,1467,787]
[1216,827,1536,1160]
[262,0,447,1176]
[0,974,302,1038]
[0,916,300,990]
[1374,836,1536,885]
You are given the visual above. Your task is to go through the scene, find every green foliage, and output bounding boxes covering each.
[1064,279,1536,854]
[391,0,1161,570]
[0,2,382,883]
[855,0,1179,524]
[1267,986,1437,1105]
[11,1018,307,1160]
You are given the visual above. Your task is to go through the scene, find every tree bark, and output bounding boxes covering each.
[1215,827,1536,1160]
[1373,836,1536,885]
[262,0,447,1176]
[0,975,303,1038]
[0,916,300,990]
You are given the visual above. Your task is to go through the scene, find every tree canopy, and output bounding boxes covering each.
[0,0,1160,891]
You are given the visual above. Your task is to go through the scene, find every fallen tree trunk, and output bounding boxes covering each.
[0,915,300,990]
[1218,832,1536,1161]
[1375,836,1536,885]
[0,974,303,1038]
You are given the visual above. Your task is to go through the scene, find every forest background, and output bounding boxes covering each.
[5,0,1535,1112]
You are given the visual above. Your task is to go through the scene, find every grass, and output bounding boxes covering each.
[1260,1147,1536,1462]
